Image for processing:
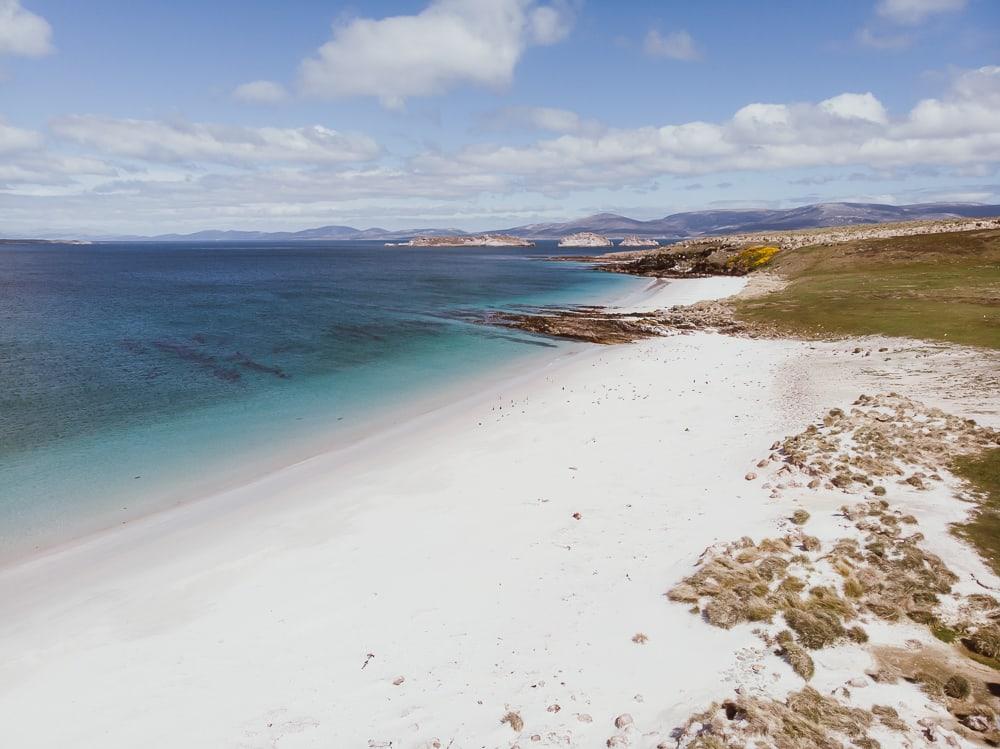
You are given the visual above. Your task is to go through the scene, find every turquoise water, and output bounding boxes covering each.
[0,240,638,558]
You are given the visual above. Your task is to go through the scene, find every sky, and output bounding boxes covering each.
[1,0,999,236]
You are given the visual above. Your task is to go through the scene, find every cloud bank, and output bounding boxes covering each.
[0,0,53,57]
[2,67,999,233]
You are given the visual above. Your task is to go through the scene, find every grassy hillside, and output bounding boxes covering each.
[735,229,1000,350]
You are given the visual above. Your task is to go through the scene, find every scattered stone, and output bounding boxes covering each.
[745,472,757,481]
[614,713,633,729]
[392,676,405,686]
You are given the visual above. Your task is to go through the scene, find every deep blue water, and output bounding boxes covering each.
[0,240,638,558]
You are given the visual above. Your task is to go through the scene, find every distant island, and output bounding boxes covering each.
[388,234,535,247]
[618,235,659,248]
[557,232,613,248]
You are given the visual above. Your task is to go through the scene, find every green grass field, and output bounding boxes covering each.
[735,229,1000,350]
[953,448,1000,577]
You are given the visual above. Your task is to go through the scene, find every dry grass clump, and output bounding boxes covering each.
[875,644,1000,739]
[673,687,884,749]
[944,674,971,699]
[870,705,907,732]
[791,509,811,525]
[776,630,815,680]
[666,492,968,683]
[500,710,523,732]
[785,607,846,649]
[963,624,1000,663]
[768,394,998,494]
[820,498,960,634]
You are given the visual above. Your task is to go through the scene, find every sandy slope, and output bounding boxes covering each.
[0,277,996,748]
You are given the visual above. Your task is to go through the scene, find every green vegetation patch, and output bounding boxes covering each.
[735,229,1000,350]
[952,448,1000,576]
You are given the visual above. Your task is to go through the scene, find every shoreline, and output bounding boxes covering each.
[1,271,998,747]
[0,273,700,571]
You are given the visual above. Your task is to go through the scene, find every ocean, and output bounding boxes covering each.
[0,240,640,559]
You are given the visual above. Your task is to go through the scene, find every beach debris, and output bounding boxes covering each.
[572,512,582,520]
[361,652,375,670]
[577,713,593,723]
[501,710,524,732]
[546,704,561,713]
[614,714,633,729]
[631,632,648,644]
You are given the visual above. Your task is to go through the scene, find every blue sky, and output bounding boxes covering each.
[1,0,998,235]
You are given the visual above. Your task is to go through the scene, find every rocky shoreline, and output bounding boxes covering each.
[483,275,786,344]
[557,216,1000,279]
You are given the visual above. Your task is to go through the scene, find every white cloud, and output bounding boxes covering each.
[49,116,380,165]
[485,105,603,135]
[0,118,43,152]
[414,67,1000,189]
[876,0,965,25]
[643,30,700,61]
[819,92,889,125]
[856,27,912,50]
[232,80,288,104]
[298,0,574,108]
[0,0,53,57]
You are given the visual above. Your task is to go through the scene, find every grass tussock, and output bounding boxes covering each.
[666,490,970,682]
[777,630,815,680]
[674,687,881,749]
[500,710,523,732]
[791,510,809,525]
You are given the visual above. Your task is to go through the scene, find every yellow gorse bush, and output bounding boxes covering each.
[728,245,780,271]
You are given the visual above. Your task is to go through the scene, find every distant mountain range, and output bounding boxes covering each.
[55,201,1000,242]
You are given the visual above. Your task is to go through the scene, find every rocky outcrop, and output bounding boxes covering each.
[483,297,780,344]
[557,232,612,248]
[392,234,535,247]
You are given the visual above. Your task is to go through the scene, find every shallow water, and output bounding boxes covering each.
[0,240,638,558]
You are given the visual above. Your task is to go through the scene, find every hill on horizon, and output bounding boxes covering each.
[32,201,1000,243]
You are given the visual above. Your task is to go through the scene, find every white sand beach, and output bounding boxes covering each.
[1,277,997,748]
